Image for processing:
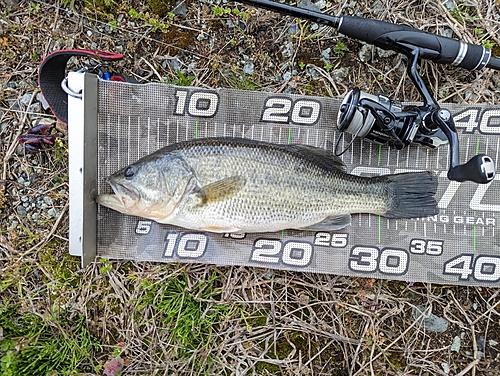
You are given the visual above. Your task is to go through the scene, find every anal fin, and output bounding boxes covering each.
[298,213,351,231]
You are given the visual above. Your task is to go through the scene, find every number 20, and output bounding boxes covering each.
[261,97,321,125]
[251,239,313,267]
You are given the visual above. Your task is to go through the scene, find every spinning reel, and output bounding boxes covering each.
[237,0,498,184]
[334,50,496,184]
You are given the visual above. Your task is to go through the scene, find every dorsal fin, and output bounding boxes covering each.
[284,144,347,172]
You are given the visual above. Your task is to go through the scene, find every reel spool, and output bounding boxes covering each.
[335,88,421,156]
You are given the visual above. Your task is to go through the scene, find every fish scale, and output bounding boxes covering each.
[97,138,438,233]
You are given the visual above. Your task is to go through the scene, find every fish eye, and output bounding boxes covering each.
[124,166,136,179]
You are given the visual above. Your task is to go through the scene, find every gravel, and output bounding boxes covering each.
[412,305,450,333]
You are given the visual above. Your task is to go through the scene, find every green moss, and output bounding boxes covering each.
[147,0,176,17]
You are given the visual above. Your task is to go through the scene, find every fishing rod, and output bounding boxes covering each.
[237,0,497,184]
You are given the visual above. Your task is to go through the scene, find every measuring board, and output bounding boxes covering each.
[68,73,500,286]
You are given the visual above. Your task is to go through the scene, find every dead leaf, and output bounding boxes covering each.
[103,356,124,376]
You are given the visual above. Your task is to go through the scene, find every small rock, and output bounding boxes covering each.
[28,103,41,118]
[43,196,53,206]
[331,67,349,82]
[287,22,298,34]
[489,339,498,346]
[358,44,372,63]
[441,363,450,374]
[21,93,33,107]
[283,71,292,81]
[451,336,461,352]
[263,269,274,279]
[472,302,478,310]
[298,0,321,12]
[16,205,27,217]
[282,41,294,58]
[321,47,331,60]
[376,47,397,59]
[442,0,456,11]
[412,305,449,333]
[243,61,254,75]
[441,28,454,39]
[173,0,188,16]
[477,336,485,352]
[316,0,326,9]
[306,66,320,80]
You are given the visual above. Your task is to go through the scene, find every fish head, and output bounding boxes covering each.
[97,155,195,222]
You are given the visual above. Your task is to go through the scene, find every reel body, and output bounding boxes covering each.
[336,88,448,155]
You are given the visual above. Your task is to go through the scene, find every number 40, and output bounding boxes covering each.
[443,254,500,282]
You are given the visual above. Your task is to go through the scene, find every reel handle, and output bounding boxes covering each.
[431,109,495,184]
[448,154,496,183]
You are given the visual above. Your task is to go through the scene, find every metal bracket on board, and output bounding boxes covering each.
[67,72,98,267]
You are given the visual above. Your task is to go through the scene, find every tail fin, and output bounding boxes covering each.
[382,171,438,218]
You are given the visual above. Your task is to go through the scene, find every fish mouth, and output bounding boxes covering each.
[101,178,140,209]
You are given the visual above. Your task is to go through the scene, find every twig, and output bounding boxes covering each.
[2,92,36,187]
[22,200,69,256]
[455,359,481,376]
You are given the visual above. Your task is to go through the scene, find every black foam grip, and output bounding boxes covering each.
[339,16,490,71]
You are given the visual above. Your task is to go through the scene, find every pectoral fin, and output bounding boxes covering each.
[298,213,352,231]
[196,176,246,205]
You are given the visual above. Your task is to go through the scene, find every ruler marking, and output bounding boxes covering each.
[176,119,179,143]
[127,116,131,165]
[495,139,499,168]
[147,117,151,154]
[465,137,470,161]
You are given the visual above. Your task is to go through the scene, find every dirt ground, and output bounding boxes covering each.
[1,0,500,375]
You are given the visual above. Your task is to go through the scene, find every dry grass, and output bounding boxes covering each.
[1,0,500,375]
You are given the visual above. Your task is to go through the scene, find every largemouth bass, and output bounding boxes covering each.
[97,138,438,233]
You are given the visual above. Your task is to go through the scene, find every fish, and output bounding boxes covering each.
[96,137,439,233]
